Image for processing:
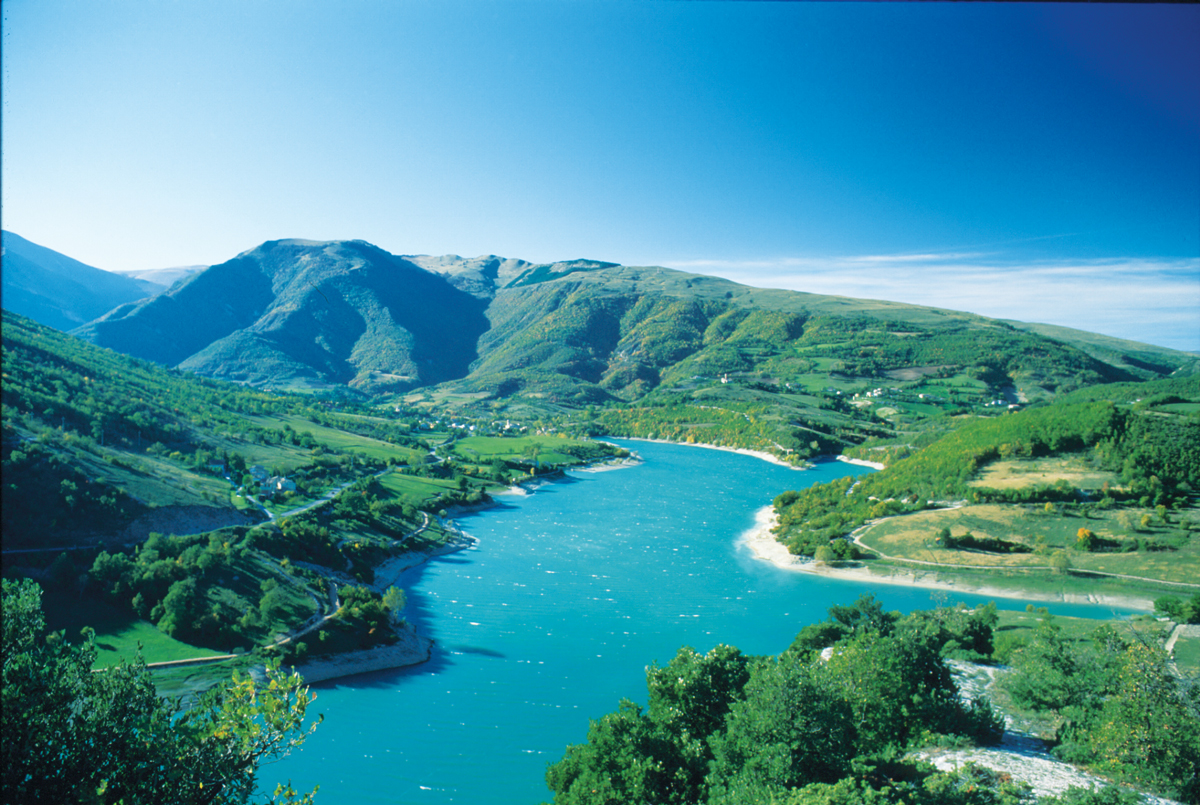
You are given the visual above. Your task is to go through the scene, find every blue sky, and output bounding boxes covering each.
[2,1,1197,350]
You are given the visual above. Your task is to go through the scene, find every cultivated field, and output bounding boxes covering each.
[859,503,1200,586]
[970,456,1122,491]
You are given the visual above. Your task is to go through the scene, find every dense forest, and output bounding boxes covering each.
[545,596,1200,805]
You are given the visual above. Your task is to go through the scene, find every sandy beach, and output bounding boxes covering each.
[574,455,643,473]
[371,532,477,592]
[622,437,808,470]
[836,455,886,470]
[738,505,1154,611]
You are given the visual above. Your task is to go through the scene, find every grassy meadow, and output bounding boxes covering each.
[859,504,1199,585]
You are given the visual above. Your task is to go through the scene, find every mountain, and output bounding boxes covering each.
[74,239,492,394]
[69,238,1197,407]
[1,231,160,330]
[110,265,207,291]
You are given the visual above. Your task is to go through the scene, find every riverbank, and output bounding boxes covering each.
[291,622,433,685]
[836,455,886,470]
[621,437,807,470]
[282,532,476,685]
[371,532,477,592]
[739,506,1155,611]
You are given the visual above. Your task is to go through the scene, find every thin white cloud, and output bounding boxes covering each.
[840,252,992,265]
[658,254,1200,353]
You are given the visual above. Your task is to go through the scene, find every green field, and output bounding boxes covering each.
[379,472,465,505]
[859,503,1200,586]
[992,608,1169,645]
[1160,402,1200,415]
[68,448,232,509]
[42,591,224,667]
[256,415,428,464]
[231,491,256,510]
[450,434,586,465]
[1173,632,1200,676]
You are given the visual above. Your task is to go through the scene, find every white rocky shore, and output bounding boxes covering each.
[287,534,476,685]
[925,662,1183,804]
[739,505,1155,611]
[290,621,433,685]
[742,507,1177,802]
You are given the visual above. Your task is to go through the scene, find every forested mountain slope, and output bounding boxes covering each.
[61,237,1194,407]
[73,239,492,394]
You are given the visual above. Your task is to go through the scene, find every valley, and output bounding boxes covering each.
[2,233,1198,804]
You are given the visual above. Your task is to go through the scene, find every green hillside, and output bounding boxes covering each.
[2,309,624,673]
[765,376,1200,600]
[74,239,492,395]
[62,238,1194,421]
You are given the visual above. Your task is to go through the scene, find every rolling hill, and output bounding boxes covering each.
[64,238,1196,411]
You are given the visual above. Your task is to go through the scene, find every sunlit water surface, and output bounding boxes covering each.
[268,440,1134,804]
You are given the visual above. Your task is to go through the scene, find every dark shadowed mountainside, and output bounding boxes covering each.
[74,239,491,394]
[0,231,159,331]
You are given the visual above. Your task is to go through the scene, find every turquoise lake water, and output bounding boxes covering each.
[268,440,1136,804]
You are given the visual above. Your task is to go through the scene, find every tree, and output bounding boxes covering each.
[1075,528,1095,552]
[382,585,407,619]
[1152,593,1200,624]
[707,654,856,801]
[1085,638,1200,801]
[2,578,321,804]
[158,577,200,638]
[544,700,679,805]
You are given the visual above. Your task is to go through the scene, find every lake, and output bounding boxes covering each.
[268,439,1134,804]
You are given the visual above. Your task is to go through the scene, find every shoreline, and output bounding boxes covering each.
[370,532,477,592]
[285,450,641,686]
[738,505,1154,611]
[620,437,807,470]
[836,455,886,471]
[288,533,477,685]
[290,621,433,685]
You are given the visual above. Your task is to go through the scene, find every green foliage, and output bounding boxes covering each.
[706,654,856,800]
[647,644,752,743]
[774,392,1200,554]
[547,645,752,805]
[1038,787,1140,805]
[2,578,320,804]
[546,598,1008,805]
[778,764,1034,805]
[1000,618,1200,802]
[945,531,1033,555]
[543,700,688,805]
[1081,639,1200,801]
[1154,594,1200,624]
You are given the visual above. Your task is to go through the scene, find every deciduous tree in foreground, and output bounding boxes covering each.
[2,578,321,804]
